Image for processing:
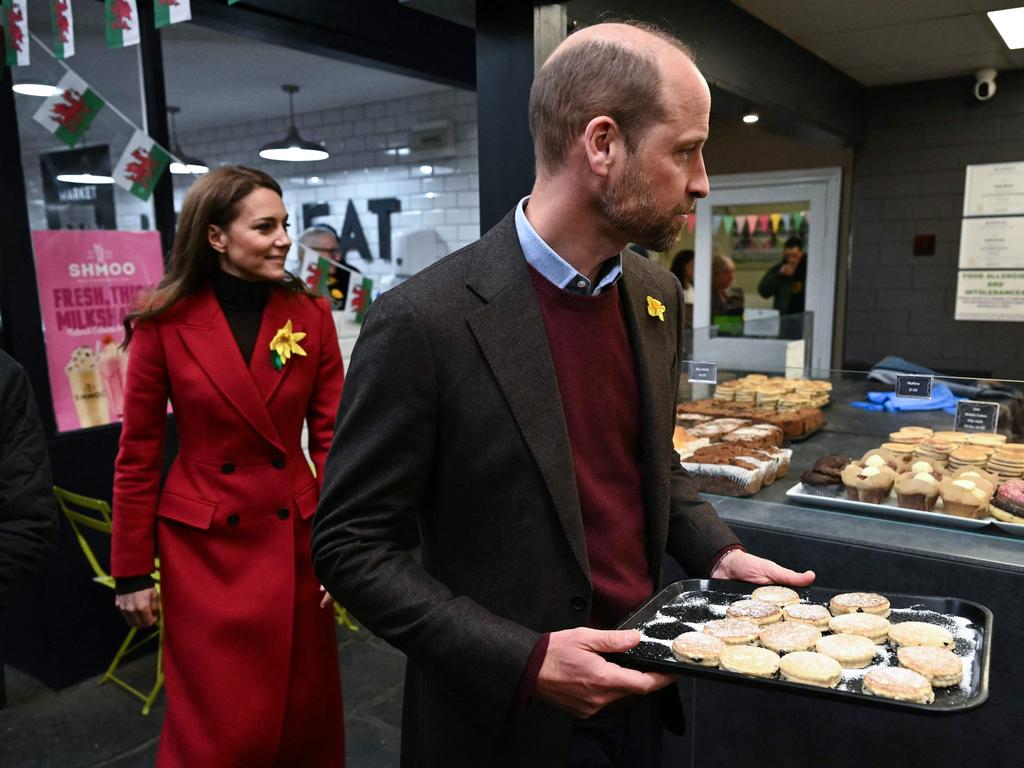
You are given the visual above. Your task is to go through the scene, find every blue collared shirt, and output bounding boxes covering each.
[514,196,622,296]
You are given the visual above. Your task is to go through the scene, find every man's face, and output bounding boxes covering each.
[600,55,710,252]
[784,246,805,266]
[304,232,341,261]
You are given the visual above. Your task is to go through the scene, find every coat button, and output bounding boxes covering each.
[272,456,286,469]
[570,595,587,612]
[221,462,235,474]
[227,514,240,527]
[277,508,290,520]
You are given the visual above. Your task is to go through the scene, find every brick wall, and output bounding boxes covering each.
[172,87,480,278]
[847,70,1024,380]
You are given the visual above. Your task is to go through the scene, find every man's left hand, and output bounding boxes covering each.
[711,550,814,587]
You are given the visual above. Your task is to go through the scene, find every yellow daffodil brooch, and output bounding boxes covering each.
[269,320,307,371]
[646,295,666,322]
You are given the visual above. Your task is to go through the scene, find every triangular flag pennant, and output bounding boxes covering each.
[770,213,782,233]
[745,214,759,235]
[712,215,722,234]
[50,0,74,59]
[780,214,791,233]
[758,214,771,233]
[722,215,735,235]
[3,0,30,66]
[105,0,140,48]
[32,71,104,147]
[113,130,170,200]
[154,0,190,29]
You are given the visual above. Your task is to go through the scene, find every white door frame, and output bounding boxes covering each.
[693,167,842,373]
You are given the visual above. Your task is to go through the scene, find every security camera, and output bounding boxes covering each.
[974,68,998,101]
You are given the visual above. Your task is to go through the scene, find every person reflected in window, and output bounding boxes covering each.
[711,253,744,316]
[670,249,695,329]
[758,235,806,314]
[112,166,345,767]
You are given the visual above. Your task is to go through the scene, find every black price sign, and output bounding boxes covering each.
[954,400,999,434]
[687,361,718,384]
[895,374,933,399]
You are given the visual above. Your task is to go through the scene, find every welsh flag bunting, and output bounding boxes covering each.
[51,0,74,59]
[113,130,170,201]
[302,254,332,296]
[351,277,374,324]
[154,0,190,29]
[3,0,30,67]
[32,71,104,147]
[105,0,139,48]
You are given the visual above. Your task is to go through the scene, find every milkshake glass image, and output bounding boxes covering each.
[65,346,110,428]
[97,335,126,419]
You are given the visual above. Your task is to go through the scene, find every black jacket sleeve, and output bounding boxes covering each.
[0,352,59,591]
[758,263,783,299]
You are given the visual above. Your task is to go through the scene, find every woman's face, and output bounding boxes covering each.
[713,263,734,291]
[684,259,695,281]
[209,187,291,281]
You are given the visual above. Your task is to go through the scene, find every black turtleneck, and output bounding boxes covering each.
[211,268,271,366]
[114,269,271,594]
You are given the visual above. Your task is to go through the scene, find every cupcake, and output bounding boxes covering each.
[800,454,850,497]
[950,467,997,494]
[894,471,941,511]
[860,450,898,472]
[990,478,1024,523]
[841,463,896,504]
[938,476,993,518]
[906,459,944,480]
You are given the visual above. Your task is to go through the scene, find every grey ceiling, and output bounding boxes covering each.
[731,0,1024,86]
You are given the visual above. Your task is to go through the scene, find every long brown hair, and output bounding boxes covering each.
[123,165,312,346]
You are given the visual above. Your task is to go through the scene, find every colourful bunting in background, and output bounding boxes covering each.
[105,0,139,48]
[779,214,791,233]
[113,129,170,200]
[32,70,104,147]
[793,211,805,232]
[770,212,782,233]
[745,214,758,234]
[3,0,30,66]
[712,215,722,234]
[50,0,74,59]
[154,0,190,29]
[722,214,735,235]
[758,214,771,233]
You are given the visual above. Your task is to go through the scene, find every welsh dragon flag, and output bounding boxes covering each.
[32,71,104,147]
[3,0,30,67]
[154,0,190,29]
[50,0,74,59]
[105,0,139,48]
[113,130,170,201]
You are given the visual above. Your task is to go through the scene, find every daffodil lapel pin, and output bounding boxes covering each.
[646,295,666,322]
[269,319,307,371]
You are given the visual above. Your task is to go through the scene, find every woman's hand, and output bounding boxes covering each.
[115,587,160,628]
[319,585,334,610]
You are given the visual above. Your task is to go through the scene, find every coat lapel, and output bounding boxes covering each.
[177,287,286,453]
[250,289,305,406]
[465,214,590,582]
[618,257,675,572]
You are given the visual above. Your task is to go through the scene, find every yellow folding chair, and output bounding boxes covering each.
[53,486,164,715]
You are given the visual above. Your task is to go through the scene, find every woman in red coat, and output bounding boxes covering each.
[112,166,345,767]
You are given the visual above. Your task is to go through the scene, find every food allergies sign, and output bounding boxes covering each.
[31,230,164,432]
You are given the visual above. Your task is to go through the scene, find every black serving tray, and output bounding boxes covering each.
[612,578,991,714]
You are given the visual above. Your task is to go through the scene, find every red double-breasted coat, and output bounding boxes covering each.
[112,285,345,767]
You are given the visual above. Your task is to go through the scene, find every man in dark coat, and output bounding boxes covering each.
[313,21,813,767]
[0,350,59,708]
[758,236,807,314]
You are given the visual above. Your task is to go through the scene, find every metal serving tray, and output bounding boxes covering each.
[785,482,993,531]
[613,579,991,714]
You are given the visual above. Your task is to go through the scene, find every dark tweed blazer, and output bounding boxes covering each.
[312,210,740,767]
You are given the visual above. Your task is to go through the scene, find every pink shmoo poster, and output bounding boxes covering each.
[31,230,165,432]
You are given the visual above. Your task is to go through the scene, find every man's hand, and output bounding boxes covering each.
[779,262,797,277]
[534,628,675,718]
[115,587,160,628]
[711,550,814,587]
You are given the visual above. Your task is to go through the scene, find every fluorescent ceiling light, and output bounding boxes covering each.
[13,83,61,97]
[57,173,115,184]
[988,8,1024,49]
[742,111,760,124]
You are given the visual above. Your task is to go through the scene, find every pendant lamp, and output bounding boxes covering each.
[167,106,209,175]
[259,85,329,162]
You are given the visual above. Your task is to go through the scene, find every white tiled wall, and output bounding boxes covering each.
[172,87,481,275]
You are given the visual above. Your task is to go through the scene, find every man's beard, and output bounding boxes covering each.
[600,154,691,252]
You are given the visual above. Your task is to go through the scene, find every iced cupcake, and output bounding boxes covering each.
[860,450,898,472]
[938,476,993,518]
[841,462,896,504]
[894,471,941,511]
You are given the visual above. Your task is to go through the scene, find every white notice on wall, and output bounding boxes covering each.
[962,162,1024,217]
[958,217,1024,269]
[954,271,1024,322]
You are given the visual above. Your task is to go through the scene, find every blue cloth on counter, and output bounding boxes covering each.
[850,382,962,413]
[867,355,1022,400]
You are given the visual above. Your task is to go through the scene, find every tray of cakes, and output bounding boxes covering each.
[676,395,826,442]
[674,421,792,497]
[785,429,1024,533]
[613,579,991,714]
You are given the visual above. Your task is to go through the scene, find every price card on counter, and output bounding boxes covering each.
[954,400,1000,433]
[687,361,718,384]
[895,374,934,399]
